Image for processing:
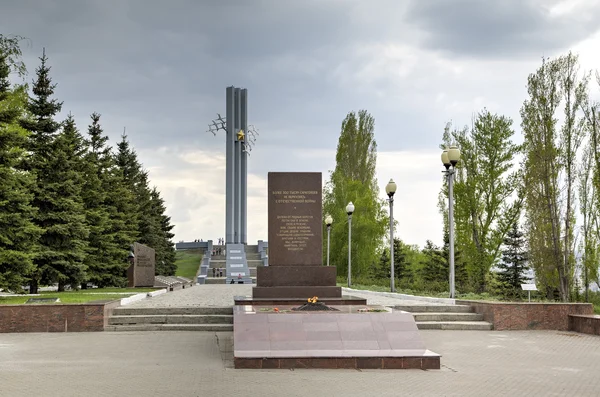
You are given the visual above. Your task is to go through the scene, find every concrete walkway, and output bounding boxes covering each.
[1,330,598,396]
[125,284,453,308]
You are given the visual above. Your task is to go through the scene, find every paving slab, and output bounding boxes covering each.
[0,330,599,396]
[126,284,452,308]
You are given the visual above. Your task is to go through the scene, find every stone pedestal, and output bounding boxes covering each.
[251,172,341,300]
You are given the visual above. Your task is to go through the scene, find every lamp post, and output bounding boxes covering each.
[325,214,333,267]
[441,145,461,299]
[346,202,355,287]
[386,179,397,292]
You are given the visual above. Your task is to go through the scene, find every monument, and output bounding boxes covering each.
[208,86,256,284]
[252,172,342,299]
[234,172,364,305]
[127,242,155,288]
[232,171,440,369]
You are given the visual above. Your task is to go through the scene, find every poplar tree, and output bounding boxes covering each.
[323,110,388,279]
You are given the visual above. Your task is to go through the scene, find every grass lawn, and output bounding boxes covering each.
[175,249,203,280]
[0,287,157,305]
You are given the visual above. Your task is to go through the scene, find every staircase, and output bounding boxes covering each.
[105,306,234,332]
[393,304,493,330]
[205,245,262,285]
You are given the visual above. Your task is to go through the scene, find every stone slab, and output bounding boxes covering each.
[128,242,156,288]
[233,305,440,370]
[252,286,342,299]
[234,295,367,306]
[268,172,322,267]
[256,266,337,287]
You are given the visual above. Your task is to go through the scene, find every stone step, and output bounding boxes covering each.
[393,305,473,313]
[105,324,234,332]
[108,314,233,325]
[412,312,484,322]
[205,277,256,284]
[207,268,258,276]
[209,261,262,268]
[113,307,233,316]
[416,321,493,330]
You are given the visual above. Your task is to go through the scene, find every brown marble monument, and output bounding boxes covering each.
[252,172,341,299]
[127,242,156,287]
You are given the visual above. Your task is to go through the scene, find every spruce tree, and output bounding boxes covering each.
[421,240,448,290]
[0,47,41,292]
[82,113,132,287]
[20,49,67,293]
[116,133,176,276]
[48,115,89,290]
[150,187,176,275]
[497,223,529,298]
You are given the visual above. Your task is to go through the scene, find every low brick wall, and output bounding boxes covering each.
[456,300,593,331]
[0,300,121,333]
[569,314,600,336]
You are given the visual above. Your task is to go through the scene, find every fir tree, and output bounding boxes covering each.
[497,223,529,298]
[375,238,407,281]
[421,240,448,290]
[20,49,66,293]
[150,187,176,275]
[0,47,41,292]
[82,113,131,287]
[47,115,89,290]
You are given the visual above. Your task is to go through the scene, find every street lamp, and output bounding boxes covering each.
[441,144,461,299]
[386,179,397,292]
[346,201,355,287]
[325,214,333,267]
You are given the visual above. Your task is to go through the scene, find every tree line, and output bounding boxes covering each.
[0,35,176,294]
[324,51,600,303]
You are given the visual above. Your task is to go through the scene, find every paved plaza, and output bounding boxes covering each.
[1,286,599,396]
[125,284,449,308]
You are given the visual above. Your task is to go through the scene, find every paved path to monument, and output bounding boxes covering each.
[126,285,449,308]
[1,329,598,396]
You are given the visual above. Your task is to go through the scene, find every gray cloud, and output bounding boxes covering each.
[1,0,599,245]
[404,0,600,58]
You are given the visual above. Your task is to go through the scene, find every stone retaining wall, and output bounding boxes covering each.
[569,314,600,336]
[457,300,593,331]
[0,300,120,333]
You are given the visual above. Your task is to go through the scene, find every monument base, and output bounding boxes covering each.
[253,266,341,299]
[233,305,441,370]
[234,295,367,306]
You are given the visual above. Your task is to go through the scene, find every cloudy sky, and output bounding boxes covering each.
[1,0,600,247]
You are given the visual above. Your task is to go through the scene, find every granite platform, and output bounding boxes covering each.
[233,295,367,306]
[233,305,440,369]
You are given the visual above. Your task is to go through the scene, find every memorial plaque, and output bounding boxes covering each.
[268,172,322,266]
[127,242,156,287]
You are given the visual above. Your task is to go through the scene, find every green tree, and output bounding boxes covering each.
[0,45,41,292]
[0,34,27,77]
[323,110,388,279]
[49,115,89,290]
[376,238,408,281]
[20,49,64,293]
[521,53,589,301]
[420,240,448,291]
[445,111,522,293]
[149,187,176,275]
[497,223,529,299]
[82,113,135,287]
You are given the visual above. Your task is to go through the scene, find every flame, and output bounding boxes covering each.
[307,296,319,304]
